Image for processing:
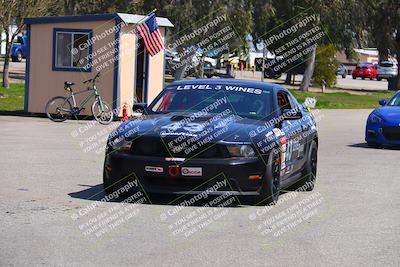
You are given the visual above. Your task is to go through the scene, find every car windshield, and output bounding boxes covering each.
[387,93,400,106]
[148,84,273,119]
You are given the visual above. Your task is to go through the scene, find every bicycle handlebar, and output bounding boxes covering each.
[83,72,101,84]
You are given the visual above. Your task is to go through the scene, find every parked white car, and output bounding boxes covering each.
[377,61,398,81]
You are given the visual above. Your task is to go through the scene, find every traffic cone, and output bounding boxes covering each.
[122,104,129,122]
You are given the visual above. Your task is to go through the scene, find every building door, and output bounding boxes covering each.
[135,38,148,103]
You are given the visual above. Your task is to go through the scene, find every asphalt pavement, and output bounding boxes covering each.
[0,111,399,266]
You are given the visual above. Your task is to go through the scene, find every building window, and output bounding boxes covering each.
[53,28,92,72]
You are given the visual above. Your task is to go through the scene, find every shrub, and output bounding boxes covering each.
[313,44,338,87]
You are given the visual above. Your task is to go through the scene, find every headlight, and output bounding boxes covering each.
[109,137,132,152]
[227,145,256,158]
[369,113,383,123]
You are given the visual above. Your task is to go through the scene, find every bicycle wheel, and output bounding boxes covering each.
[91,99,114,125]
[45,96,72,122]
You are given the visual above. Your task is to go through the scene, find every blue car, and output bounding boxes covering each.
[11,35,27,62]
[366,91,400,147]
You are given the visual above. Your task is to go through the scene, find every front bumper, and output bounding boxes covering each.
[365,122,400,145]
[377,73,397,78]
[104,151,267,196]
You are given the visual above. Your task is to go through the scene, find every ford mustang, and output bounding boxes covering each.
[103,79,318,204]
[366,91,400,147]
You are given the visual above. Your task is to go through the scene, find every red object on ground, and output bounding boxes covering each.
[122,104,129,122]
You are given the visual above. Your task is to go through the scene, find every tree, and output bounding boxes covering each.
[159,0,253,79]
[250,1,372,91]
[367,0,400,88]
[313,44,338,87]
[0,0,49,88]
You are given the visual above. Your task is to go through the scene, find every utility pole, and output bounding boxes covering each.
[261,45,265,82]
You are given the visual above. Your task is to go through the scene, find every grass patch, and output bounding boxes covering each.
[0,82,396,112]
[290,90,395,109]
[0,83,25,111]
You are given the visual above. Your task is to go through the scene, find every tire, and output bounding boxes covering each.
[264,69,281,79]
[367,142,382,148]
[92,99,114,125]
[352,76,356,79]
[45,96,72,122]
[342,74,346,78]
[103,181,131,200]
[103,181,117,198]
[103,169,137,201]
[362,77,365,80]
[296,140,318,191]
[377,77,382,81]
[253,149,281,205]
[11,51,22,62]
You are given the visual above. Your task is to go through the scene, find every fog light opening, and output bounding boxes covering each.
[248,174,262,180]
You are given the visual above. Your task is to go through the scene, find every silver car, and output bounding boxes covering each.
[377,61,398,81]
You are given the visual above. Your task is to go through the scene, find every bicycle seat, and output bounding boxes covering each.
[64,81,75,87]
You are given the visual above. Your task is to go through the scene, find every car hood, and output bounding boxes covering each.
[110,112,277,144]
[374,106,400,123]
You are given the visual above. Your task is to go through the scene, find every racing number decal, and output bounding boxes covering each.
[273,128,288,171]
[273,128,296,174]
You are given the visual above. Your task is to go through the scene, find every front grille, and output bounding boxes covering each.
[129,136,230,158]
[383,127,400,141]
[141,176,207,191]
[139,176,237,192]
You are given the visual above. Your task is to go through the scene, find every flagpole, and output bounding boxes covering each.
[136,8,157,25]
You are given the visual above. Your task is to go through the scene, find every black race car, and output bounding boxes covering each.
[104,79,318,204]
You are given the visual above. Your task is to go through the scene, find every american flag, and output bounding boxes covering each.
[137,13,165,56]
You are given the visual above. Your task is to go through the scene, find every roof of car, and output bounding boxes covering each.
[169,79,285,91]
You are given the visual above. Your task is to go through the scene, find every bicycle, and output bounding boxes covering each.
[45,72,114,125]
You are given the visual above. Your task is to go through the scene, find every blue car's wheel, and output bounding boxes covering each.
[11,51,22,62]
[367,141,382,148]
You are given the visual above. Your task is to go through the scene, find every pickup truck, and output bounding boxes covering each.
[11,35,27,62]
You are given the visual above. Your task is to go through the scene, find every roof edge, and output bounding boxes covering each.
[24,13,174,27]
[24,14,118,24]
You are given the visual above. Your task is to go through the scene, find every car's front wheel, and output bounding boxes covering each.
[12,51,22,62]
[253,149,281,205]
[296,140,318,191]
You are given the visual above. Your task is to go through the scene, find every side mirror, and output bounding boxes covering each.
[283,109,303,120]
[132,103,147,114]
[378,99,386,106]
